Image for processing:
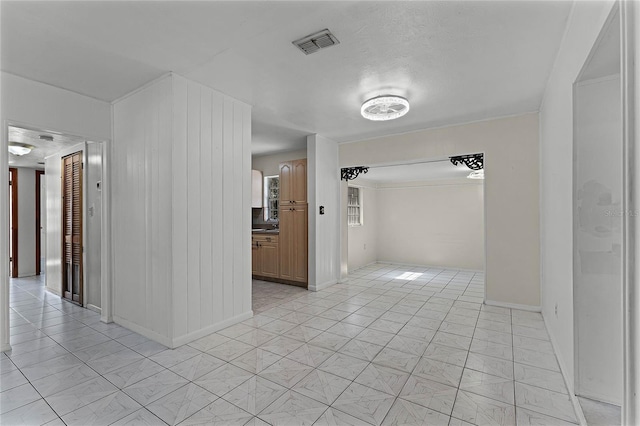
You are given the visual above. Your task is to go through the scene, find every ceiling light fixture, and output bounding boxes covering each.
[361,95,410,121]
[8,142,34,156]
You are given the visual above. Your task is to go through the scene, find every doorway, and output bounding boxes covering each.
[9,168,18,278]
[35,170,45,275]
[61,151,83,304]
[573,3,623,415]
[344,156,486,301]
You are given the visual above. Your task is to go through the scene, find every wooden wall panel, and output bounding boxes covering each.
[186,82,201,333]
[172,76,189,339]
[113,74,251,347]
[199,90,213,329]
[211,92,225,326]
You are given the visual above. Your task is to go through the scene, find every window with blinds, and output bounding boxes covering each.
[348,186,362,226]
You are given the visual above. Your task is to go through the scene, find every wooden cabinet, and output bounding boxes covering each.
[252,234,279,279]
[279,159,306,204]
[279,205,307,284]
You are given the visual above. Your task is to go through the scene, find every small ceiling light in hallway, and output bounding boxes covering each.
[8,142,33,156]
[361,95,410,121]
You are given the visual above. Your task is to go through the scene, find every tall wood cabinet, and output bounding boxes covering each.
[279,159,308,286]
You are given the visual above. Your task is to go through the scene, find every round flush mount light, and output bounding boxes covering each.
[361,95,410,121]
[8,142,34,156]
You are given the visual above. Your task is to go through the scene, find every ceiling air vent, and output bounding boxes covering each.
[293,29,340,55]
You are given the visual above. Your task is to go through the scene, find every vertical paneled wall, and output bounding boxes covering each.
[171,76,252,344]
[112,76,173,343]
[112,74,252,347]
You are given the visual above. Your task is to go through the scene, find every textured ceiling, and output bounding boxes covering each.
[1,1,573,155]
[8,126,86,169]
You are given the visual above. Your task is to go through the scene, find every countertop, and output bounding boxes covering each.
[252,229,279,235]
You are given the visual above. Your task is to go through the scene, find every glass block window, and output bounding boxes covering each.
[348,186,362,226]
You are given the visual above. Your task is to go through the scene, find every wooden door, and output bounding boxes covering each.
[35,170,44,275]
[9,168,18,278]
[279,162,292,203]
[291,205,308,283]
[62,152,83,304]
[291,159,307,203]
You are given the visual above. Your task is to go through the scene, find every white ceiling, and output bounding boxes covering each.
[354,159,475,183]
[8,126,86,169]
[1,1,572,156]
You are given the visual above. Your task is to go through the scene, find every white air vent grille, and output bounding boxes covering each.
[293,29,340,55]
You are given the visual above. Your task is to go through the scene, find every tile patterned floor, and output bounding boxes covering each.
[1,264,579,425]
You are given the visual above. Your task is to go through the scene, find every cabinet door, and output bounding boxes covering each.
[292,205,308,282]
[279,162,292,203]
[261,242,279,278]
[291,159,307,203]
[251,240,260,275]
[279,208,294,280]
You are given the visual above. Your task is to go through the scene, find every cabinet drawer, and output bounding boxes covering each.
[252,235,278,244]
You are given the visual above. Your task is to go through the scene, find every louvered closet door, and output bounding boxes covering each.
[62,152,83,304]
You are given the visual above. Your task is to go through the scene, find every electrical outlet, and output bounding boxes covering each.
[555,303,558,317]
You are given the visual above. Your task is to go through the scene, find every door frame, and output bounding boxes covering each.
[1,119,112,354]
[35,169,44,275]
[9,168,18,278]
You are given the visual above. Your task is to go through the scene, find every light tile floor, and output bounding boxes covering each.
[1,264,579,425]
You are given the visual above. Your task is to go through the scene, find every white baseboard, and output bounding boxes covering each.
[87,304,101,314]
[114,310,254,349]
[45,286,61,297]
[171,311,254,347]
[484,299,541,312]
[309,279,337,292]
[113,316,173,347]
[543,315,588,426]
[1,344,11,353]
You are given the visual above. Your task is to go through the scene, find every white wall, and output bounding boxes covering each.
[112,74,252,347]
[252,149,307,177]
[340,113,540,308]
[375,179,484,271]
[347,179,378,271]
[574,75,622,404]
[1,72,111,352]
[308,134,341,291]
[44,155,62,296]
[86,142,103,310]
[539,0,617,392]
[16,168,38,277]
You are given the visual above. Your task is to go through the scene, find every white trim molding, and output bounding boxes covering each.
[484,299,541,313]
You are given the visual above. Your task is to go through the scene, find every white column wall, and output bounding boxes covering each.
[171,75,252,345]
[307,134,341,291]
[539,0,617,391]
[112,74,252,347]
[112,76,174,344]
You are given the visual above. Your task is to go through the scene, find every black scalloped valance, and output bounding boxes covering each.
[341,166,369,181]
[450,153,484,170]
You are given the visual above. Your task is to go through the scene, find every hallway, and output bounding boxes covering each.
[2,264,578,425]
